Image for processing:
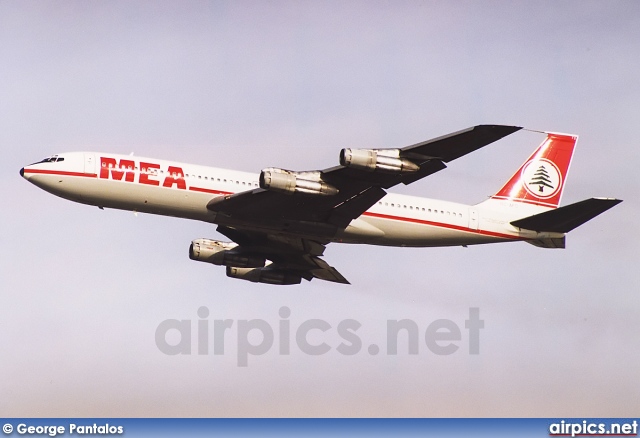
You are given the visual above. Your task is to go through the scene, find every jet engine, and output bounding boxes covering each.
[189,238,265,268]
[339,148,419,173]
[226,266,302,285]
[259,168,338,196]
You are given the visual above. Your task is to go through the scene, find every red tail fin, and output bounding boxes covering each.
[492,133,577,208]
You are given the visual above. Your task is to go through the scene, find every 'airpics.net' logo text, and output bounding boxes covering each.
[155,307,484,366]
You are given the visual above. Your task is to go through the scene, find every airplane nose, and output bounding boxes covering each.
[20,167,24,177]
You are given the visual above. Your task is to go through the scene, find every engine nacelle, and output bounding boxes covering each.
[339,148,419,173]
[189,238,265,268]
[259,168,338,196]
[226,266,302,285]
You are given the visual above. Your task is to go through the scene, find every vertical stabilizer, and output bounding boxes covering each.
[491,133,577,209]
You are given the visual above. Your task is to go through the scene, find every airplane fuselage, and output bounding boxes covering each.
[21,151,551,248]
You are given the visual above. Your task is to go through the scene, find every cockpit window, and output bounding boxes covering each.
[30,155,65,165]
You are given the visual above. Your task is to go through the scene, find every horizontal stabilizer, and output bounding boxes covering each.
[511,198,622,232]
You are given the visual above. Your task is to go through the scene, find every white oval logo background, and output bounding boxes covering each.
[521,158,562,199]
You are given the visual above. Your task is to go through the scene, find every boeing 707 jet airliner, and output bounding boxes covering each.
[21,125,621,285]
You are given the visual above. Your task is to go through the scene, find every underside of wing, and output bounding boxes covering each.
[189,226,349,285]
[227,256,350,285]
[206,185,387,232]
[207,125,522,235]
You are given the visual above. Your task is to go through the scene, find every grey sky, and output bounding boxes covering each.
[1,1,639,416]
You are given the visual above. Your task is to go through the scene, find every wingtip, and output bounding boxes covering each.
[477,124,523,131]
[474,125,523,139]
[593,197,623,204]
[524,128,578,138]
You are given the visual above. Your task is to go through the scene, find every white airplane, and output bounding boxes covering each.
[21,125,621,285]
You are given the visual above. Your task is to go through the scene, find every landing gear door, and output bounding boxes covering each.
[84,153,95,175]
[469,208,479,230]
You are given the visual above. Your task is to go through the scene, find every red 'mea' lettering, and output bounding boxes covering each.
[163,166,186,189]
[139,162,160,186]
[100,157,186,189]
[100,157,135,182]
